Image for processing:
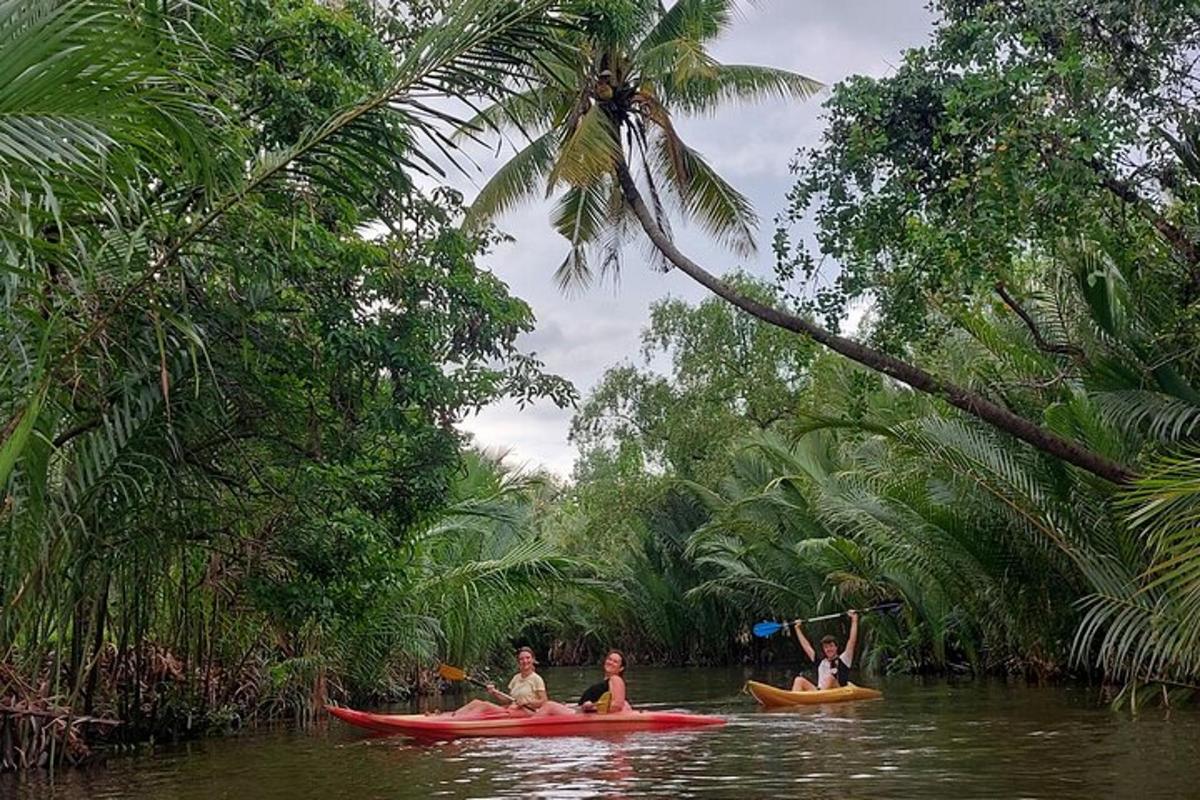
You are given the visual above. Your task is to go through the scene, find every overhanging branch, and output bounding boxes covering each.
[615,160,1137,485]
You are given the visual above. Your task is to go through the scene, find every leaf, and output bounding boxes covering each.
[654,137,757,255]
[636,0,739,53]
[0,385,46,491]
[550,179,611,289]
[660,63,823,115]
[464,131,558,230]
[546,104,619,191]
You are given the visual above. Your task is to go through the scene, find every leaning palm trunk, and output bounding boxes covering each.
[613,161,1135,485]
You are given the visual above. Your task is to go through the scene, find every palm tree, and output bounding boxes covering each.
[1074,450,1200,692]
[463,0,1136,484]
[463,0,821,288]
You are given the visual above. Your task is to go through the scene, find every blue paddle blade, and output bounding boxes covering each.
[752,620,784,638]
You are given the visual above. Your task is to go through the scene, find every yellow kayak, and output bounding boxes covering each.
[745,679,882,707]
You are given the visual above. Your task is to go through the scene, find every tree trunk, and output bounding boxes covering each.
[614,162,1136,485]
[83,573,111,717]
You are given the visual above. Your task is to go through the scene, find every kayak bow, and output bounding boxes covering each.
[745,680,882,707]
[327,706,726,740]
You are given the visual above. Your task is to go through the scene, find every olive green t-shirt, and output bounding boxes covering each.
[507,671,546,703]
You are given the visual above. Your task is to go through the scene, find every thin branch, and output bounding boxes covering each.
[994,281,1088,362]
[1088,157,1200,271]
[52,419,103,448]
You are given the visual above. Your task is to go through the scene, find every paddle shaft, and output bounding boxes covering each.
[751,602,903,636]
[459,673,519,704]
[799,610,853,624]
[788,602,901,628]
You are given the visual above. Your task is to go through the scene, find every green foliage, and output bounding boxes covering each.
[544,239,1200,687]
[571,275,816,481]
[0,0,578,732]
[778,0,1200,348]
[8,0,1200,746]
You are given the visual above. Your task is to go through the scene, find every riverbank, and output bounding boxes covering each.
[6,669,1200,800]
[6,636,1192,776]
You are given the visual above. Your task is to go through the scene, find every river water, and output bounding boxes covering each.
[6,666,1200,799]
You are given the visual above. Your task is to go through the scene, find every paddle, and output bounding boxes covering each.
[752,602,903,638]
[437,663,534,710]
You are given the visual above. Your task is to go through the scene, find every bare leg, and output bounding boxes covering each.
[452,699,508,718]
[504,704,534,716]
[534,700,577,716]
[790,676,818,692]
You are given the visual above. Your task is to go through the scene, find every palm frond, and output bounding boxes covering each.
[636,0,740,53]
[463,131,558,231]
[662,63,823,115]
[455,86,562,142]
[636,37,719,85]
[655,140,757,255]
[1093,390,1200,443]
[546,103,619,191]
[635,90,688,182]
[0,0,220,207]
[0,0,141,185]
[550,179,611,290]
[1119,451,1200,619]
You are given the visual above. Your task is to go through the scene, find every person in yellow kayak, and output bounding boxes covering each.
[452,646,547,718]
[536,650,633,715]
[790,610,859,691]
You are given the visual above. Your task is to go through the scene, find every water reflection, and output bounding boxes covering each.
[497,736,637,799]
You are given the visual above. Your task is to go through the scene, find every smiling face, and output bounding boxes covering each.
[516,649,535,675]
[602,651,625,677]
[822,641,840,660]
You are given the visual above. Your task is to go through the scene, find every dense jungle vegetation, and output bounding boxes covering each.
[2,0,1199,769]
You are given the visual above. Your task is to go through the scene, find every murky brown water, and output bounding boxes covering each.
[6,666,1200,799]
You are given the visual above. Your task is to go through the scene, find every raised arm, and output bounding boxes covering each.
[792,621,816,662]
[843,610,860,664]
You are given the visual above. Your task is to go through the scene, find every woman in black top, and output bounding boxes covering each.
[536,650,632,715]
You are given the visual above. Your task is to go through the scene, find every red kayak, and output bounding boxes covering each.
[327,705,725,740]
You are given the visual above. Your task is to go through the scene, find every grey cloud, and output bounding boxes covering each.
[459,400,577,476]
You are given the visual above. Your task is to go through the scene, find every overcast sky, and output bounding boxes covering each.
[450,0,938,477]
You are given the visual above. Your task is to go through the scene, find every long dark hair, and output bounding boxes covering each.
[606,649,627,675]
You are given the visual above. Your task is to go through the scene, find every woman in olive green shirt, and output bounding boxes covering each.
[451,647,547,718]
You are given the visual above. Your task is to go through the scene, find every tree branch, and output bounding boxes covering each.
[53,419,103,448]
[993,281,1087,362]
[1088,157,1200,270]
